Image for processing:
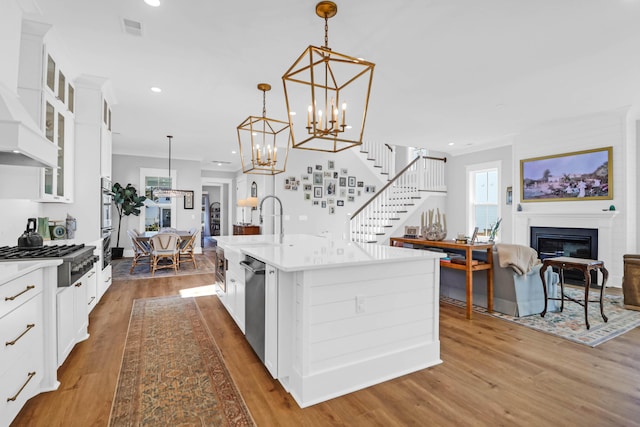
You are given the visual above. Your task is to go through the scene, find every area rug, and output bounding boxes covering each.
[111,254,215,281]
[441,288,640,347]
[109,296,255,426]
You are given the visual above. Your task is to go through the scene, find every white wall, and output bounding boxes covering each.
[445,145,514,242]
[0,198,42,246]
[112,154,202,249]
[237,147,383,237]
[0,0,22,91]
[511,108,636,284]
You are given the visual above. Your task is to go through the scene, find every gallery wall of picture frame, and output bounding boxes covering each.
[285,160,376,214]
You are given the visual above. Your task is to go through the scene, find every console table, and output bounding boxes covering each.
[233,224,261,236]
[390,237,494,319]
[539,256,609,329]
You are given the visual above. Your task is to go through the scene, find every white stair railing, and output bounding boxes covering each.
[359,140,395,179]
[350,156,447,243]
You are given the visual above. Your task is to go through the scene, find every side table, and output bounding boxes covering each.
[539,256,609,329]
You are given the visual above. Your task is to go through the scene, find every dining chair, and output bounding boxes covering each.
[179,230,199,269]
[127,229,151,273]
[149,233,180,276]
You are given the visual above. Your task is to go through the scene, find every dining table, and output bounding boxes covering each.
[136,230,192,242]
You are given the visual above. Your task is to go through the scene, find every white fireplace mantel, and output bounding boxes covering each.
[514,210,621,286]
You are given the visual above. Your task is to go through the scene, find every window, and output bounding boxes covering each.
[140,168,177,232]
[467,162,500,239]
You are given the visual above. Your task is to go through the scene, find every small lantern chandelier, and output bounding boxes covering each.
[237,83,291,175]
[152,135,190,198]
[282,1,375,153]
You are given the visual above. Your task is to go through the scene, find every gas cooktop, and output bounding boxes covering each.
[0,244,99,287]
[0,244,87,260]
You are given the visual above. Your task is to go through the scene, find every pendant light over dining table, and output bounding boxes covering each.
[282,1,375,153]
[237,83,291,175]
[152,135,190,198]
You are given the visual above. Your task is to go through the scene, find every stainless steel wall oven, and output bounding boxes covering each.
[101,177,113,268]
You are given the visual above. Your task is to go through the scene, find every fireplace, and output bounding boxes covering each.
[530,226,599,285]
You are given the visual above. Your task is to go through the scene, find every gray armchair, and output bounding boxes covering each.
[440,247,560,317]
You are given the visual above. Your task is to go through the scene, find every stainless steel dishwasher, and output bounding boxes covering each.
[240,255,266,362]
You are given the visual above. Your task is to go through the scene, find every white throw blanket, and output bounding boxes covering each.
[496,243,541,275]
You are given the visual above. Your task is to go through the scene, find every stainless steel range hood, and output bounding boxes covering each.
[0,83,57,168]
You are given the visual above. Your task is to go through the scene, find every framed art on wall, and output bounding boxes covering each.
[184,191,194,209]
[520,146,612,202]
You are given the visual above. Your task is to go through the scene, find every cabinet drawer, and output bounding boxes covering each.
[0,353,44,425]
[0,270,43,318]
[0,294,44,376]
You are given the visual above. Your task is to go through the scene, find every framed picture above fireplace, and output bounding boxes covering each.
[520,146,612,202]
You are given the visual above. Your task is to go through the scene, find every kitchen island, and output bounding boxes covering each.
[215,234,443,408]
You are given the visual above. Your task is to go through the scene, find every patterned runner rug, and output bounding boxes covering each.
[441,288,640,347]
[109,296,255,426]
[111,254,215,280]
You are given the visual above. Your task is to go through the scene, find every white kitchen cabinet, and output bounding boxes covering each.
[99,264,112,302]
[56,270,90,367]
[1,262,60,427]
[220,248,245,333]
[16,21,75,203]
[86,264,98,312]
[41,92,74,202]
[264,263,278,378]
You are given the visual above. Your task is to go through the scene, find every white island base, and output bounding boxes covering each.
[217,235,442,408]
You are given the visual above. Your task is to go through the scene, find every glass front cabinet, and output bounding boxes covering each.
[42,53,75,202]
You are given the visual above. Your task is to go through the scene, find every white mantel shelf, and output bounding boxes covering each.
[515,210,619,220]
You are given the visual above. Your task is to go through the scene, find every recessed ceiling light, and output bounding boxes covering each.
[217,163,222,166]
[289,111,296,116]
[448,142,455,146]
[144,0,161,7]
[231,150,237,154]
[150,87,162,93]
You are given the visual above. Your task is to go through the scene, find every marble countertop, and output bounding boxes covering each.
[216,234,442,272]
[0,259,62,285]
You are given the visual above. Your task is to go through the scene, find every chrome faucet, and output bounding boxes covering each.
[259,195,284,243]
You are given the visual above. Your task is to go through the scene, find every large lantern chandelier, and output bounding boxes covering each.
[237,83,291,175]
[282,1,375,153]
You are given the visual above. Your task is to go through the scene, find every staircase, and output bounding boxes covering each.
[350,155,447,243]
[359,139,395,179]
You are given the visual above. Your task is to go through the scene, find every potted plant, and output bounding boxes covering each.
[112,182,146,259]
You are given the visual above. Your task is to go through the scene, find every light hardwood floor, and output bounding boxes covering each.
[11,258,640,427]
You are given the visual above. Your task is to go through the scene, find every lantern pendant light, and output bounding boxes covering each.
[282,1,375,153]
[237,83,291,175]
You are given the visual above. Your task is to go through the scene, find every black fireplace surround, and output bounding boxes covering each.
[530,226,599,285]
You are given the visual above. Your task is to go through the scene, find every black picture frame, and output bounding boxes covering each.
[314,186,323,198]
[348,176,356,187]
[184,191,194,209]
